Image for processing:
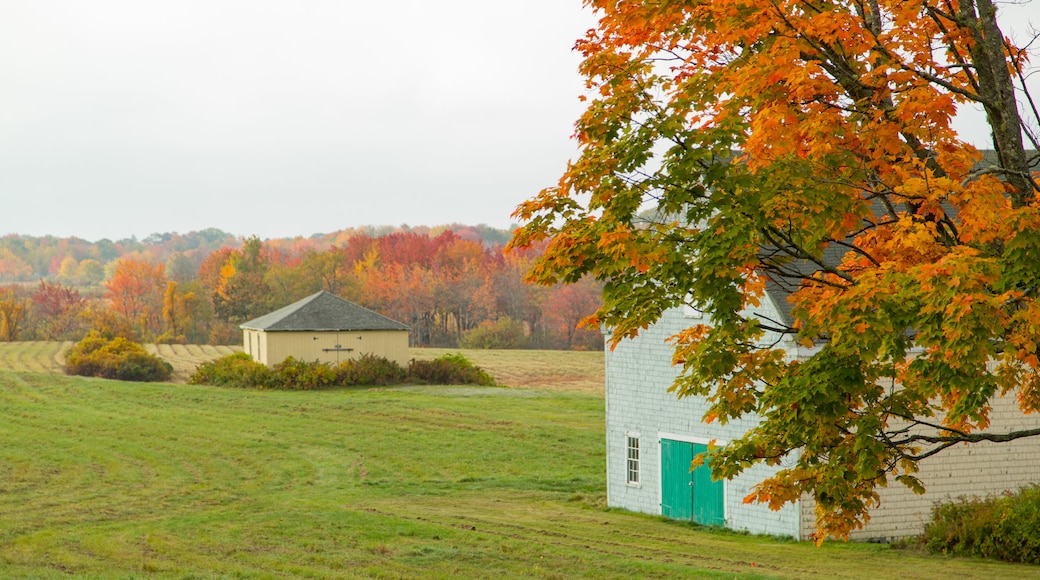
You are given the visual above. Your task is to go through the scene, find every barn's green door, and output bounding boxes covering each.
[661,438,694,519]
[660,439,724,526]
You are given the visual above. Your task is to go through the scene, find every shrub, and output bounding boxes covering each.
[460,317,529,349]
[274,356,338,390]
[338,354,408,386]
[82,310,140,342]
[65,332,173,382]
[189,352,273,388]
[191,354,407,389]
[192,353,495,390]
[923,485,1040,563]
[408,353,497,386]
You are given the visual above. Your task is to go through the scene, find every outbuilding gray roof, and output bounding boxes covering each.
[240,291,410,332]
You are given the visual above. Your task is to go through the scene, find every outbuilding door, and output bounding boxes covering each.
[660,438,724,526]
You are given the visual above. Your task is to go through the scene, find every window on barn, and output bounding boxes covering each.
[626,433,640,486]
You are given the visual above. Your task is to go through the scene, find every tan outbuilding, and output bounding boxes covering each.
[240,291,410,367]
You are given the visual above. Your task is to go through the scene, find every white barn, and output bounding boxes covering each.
[605,293,1040,541]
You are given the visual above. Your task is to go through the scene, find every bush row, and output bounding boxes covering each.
[189,352,496,390]
[65,333,173,382]
[923,485,1040,563]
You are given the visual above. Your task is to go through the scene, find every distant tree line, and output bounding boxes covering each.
[0,226,602,350]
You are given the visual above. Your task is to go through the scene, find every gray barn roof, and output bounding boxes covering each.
[240,291,410,332]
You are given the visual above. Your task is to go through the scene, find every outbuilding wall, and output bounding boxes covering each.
[245,329,410,367]
[242,329,267,363]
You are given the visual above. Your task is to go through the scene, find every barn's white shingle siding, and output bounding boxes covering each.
[604,298,803,538]
[827,388,1040,541]
[607,296,1040,541]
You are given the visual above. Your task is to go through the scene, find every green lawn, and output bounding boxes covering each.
[1,370,1037,578]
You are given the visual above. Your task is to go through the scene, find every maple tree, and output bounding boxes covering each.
[76,259,105,285]
[31,281,87,341]
[197,246,237,293]
[56,256,79,282]
[104,256,167,337]
[542,277,604,350]
[511,0,1040,539]
[296,248,356,296]
[496,243,551,340]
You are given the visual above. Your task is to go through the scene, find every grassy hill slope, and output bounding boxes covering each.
[0,368,1036,578]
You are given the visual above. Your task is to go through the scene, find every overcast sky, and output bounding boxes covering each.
[1,2,1036,242]
[1,0,593,241]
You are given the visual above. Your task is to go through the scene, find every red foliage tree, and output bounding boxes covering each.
[31,281,87,340]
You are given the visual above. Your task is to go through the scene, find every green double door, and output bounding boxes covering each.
[660,439,725,526]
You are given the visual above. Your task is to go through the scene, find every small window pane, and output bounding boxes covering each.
[626,436,640,485]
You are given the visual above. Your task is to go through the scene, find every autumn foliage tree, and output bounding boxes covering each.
[212,236,272,324]
[0,226,601,350]
[541,276,604,350]
[104,256,167,338]
[511,0,1040,540]
[0,287,29,341]
[159,281,207,344]
[31,281,86,340]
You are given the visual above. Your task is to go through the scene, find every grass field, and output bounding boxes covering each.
[0,344,1036,578]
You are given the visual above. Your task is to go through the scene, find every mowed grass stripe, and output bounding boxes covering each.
[0,341,71,375]
[0,341,42,374]
[146,344,239,383]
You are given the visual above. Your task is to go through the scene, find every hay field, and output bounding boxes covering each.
[0,342,603,392]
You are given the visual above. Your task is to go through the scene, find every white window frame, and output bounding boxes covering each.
[625,432,641,486]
